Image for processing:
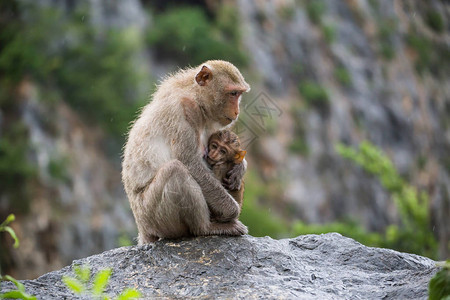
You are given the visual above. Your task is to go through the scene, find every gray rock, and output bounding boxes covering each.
[0,233,438,299]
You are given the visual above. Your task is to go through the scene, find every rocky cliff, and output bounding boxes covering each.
[1,80,136,279]
[0,0,147,278]
[0,234,438,299]
[237,0,450,257]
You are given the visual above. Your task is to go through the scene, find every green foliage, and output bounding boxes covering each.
[55,24,147,138]
[0,275,36,300]
[92,269,112,295]
[429,260,450,300]
[263,115,279,135]
[336,141,438,258]
[0,214,19,249]
[0,4,148,139]
[289,138,309,156]
[0,2,149,221]
[62,276,85,294]
[289,106,309,156]
[298,81,329,111]
[278,5,296,21]
[241,171,290,238]
[321,24,336,44]
[116,289,142,300]
[377,19,396,60]
[216,3,243,45]
[0,2,54,85]
[0,2,38,213]
[63,264,141,299]
[425,10,444,33]
[291,63,304,78]
[334,67,352,86]
[407,31,449,77]
[147,6,247,67]
[380,43,395,61]
[0,214,36,300]
[0,122,35,213]
[306,0,326,25]
[406,34,433,74]
[289,141,439,259]
[117,234,133,247]
[73,264,91,284]
[48,157,70,182]
[368,0,379,10]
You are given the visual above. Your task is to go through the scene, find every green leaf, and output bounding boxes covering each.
[73,264,91,284]
[1,290,21,299]
[117,288,142,300]
[429,261,450,300]
[0,214,15,227]
[4,275,25,292]
[92,268,112,295]
[0,290,37,300]
[1,290,25,299]
[3,226,20,248]
[1,276,36,300]
[62,275,85,294]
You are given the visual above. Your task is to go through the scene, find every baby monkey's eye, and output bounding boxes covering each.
[211,143,217,149]
[220,149,227,155]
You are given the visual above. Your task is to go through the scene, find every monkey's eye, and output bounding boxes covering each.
[211,143,217,150]
[230,91,239,97]
[220,149,227,155]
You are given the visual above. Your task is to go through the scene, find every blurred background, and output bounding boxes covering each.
[1,0,449,279]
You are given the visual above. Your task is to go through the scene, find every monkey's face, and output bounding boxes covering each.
[195,61,250,127]
[218,88,246,126]
[207,139,228,165]
[207,138,233,166]
[207,130,244,166]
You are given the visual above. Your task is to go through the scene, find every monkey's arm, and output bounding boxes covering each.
[175,133,240,222]
[228,180,244,210]
[223,159,247,191]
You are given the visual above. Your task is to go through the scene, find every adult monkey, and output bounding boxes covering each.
[122,60,250,244]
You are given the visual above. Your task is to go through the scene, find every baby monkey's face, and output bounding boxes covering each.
[207,139,231,166]
[206,131,247,167]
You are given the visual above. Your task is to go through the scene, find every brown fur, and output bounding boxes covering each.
[206,130,246,211]
[122,60,250,244]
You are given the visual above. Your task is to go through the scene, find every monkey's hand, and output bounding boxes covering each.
[223,162,246,191]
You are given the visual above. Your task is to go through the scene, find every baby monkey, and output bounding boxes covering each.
[206,130,247,211]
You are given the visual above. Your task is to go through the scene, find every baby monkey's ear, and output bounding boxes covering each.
[234,150,247,164]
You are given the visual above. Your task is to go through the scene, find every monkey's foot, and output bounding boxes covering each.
[208,220,248,236]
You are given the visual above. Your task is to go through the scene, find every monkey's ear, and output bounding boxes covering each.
[234,150,247,164]
[195,65,213,86]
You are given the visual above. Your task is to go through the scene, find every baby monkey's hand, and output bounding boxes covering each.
[223,162,246,191]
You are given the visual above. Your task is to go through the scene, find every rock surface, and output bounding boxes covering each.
[0,233,438,299]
